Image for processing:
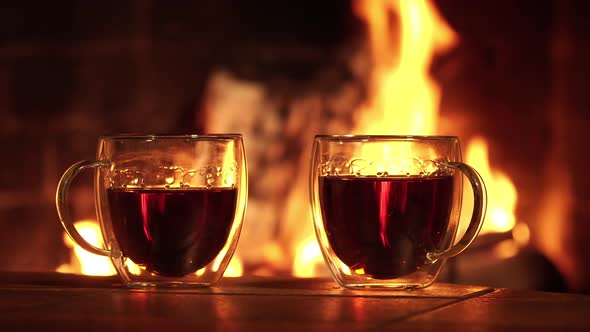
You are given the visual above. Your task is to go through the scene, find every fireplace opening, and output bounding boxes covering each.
[1,0,589,293]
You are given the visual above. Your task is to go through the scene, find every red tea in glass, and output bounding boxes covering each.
[310,135,486,289]
[319,175,454,279]
[107,187,238,277]
[56,134,247,288]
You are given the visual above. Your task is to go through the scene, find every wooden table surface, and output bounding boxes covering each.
[0,272,588,331]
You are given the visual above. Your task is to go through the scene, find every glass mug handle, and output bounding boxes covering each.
[427,161,487,262]
[55,160,121,258]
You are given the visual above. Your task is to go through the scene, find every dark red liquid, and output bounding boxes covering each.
[319,176,454,279]
[107,187,237,277]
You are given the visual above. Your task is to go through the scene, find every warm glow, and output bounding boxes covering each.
[464,137,518,234]
[293,236,323,278]
[58,222,243,277]
[56,220,116,276]
[352,0,457,134]
[492,222,530,259]
[492,239,520,260]
[287,0,522,277]
[536,156,574,287]
[290,0,463,277]
[126,260,142,275]
[224,256,244,278]
[211,246,244,277]
[512,222,531,246]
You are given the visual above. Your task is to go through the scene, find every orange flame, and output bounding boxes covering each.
[211,245,244,278]
[57,220,243,277]
[291,0,458,277]
[462,138,529,258]
[293,236,323,277]
[353,0,457,134]
[224,256,244,277]
[57,221,244,278]
[464,137,518,234]
[292,0,524,275]
[56,220,116,276]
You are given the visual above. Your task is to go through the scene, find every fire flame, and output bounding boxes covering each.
[63,1,523,279]
[291,0,459,277]
[464,137,517,234]
[291,0,522,276]
[353,0,520,239]
[224,256,244,277]
[463,137,526,259]
[293,236,324,278]
[353,0,457,134]
[56,220,116,276]
[57,219,244,277]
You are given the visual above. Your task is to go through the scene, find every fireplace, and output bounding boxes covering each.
[1,0,588,293]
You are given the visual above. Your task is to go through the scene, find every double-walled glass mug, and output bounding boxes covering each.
[310,135,487,290]
[56,134,247,288]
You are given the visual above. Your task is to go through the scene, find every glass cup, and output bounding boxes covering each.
[56,134,247,288]
[310,135,487,290]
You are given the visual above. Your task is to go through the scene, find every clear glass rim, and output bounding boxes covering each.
[314,134,458,141]
[100,133,243,141]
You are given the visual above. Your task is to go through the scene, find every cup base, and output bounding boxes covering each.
[338,281,432,291]
[332,271,438,291]
[125,281,215,289]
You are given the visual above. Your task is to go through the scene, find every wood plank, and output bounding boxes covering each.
[390,288,590,331]
[0,272,492,298]
[0,287,456,332]
[2,273,588,332]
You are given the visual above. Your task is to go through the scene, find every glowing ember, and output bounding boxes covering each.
[56,220,116,276]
